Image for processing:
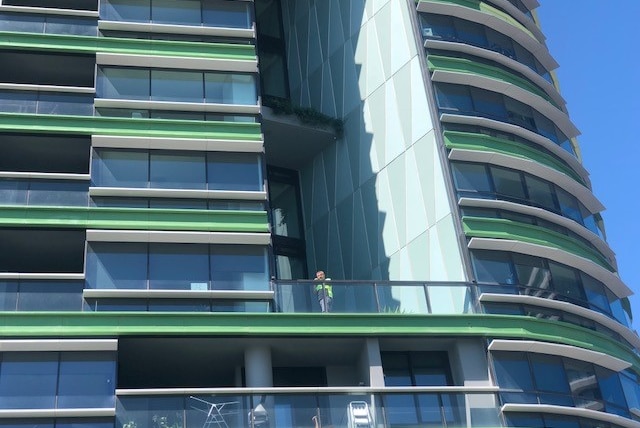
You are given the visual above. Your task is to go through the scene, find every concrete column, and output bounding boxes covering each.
[358,338,385,387]
[244,345,273,387]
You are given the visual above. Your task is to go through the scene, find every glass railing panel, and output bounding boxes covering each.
[274,281,475,315]
[117,391,501,428]
[0,280,85,311]
[0,179,89,206]
[428,283,476,314]
[0,12,97,36]
[376,283,428,314]
[0,91,94,116]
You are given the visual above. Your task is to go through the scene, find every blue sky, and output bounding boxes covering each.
[536,1,640,330]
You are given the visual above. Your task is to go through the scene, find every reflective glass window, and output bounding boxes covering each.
[0,12,44,33]
[149,152,206,189]
[57,353,116,408]
[564,360,601,406]
[27,181,88,207]
[492,352,533,390]
[151,70,203,102]
[210,245,269,291]
[420,13,454,39]
[596,366,627,410]
[490,167,526,200]
[435,84,472,112]
[92,150,149,188]
[451,163,491,193]
[270,181,302,239]
[524,175,556,211]
[86,243,148,290]
[512,254,550,290]
[149,199,208,210]
[556,188,583,224]
[453,19,487,46]
[0,91,37,114]
[471,251,514,284]
[0,352,58,409]
[205,73,256,105]
[485,29,515,58]
[207,152,262,191]
[470,87,507,120]
[0,282,18,311]
[580,273,611,314]
[101,0,151,22]
[530,354,569,394]
[532,110,559,143]
[152,0,201,25]
[203,1,251,29]
[56,419,115,428]
[17,281,83,311]
[149,243,209,290]
[46,16,97,36]
[0,180,28,205]
[548,261,585,302]
[504,97,535,130]
[97,68,150,100]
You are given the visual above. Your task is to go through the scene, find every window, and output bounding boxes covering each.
[85,243,270,292]
[97,67,257,106]
[0,353,58,409]
[472,251,514,285]
[451,161,598,231]
[149,243,209,290]
[0,352,115,410]
[92,149,262,192]
[493,351,632,416]
[57,353,116,408]
[471,250,625,324]
[451,163,491,194]
[490,167,526,200]
[101,0,252,29]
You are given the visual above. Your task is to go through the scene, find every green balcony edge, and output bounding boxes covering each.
[0,113,262,140]
[0,31,256,61]
[462,216,614,272]
[0,312,637,373]
[444,130,585,184]
[418,0,536,41]
[428,54,560,109]
[0,206,269,233]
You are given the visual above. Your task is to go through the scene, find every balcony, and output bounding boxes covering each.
[116,389,501,428]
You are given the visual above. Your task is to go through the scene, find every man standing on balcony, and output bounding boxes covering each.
[314,270,332,313]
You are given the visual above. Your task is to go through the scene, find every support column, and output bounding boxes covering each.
[244,345,273,387]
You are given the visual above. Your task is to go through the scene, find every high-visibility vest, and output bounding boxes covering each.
[315,282,333,298]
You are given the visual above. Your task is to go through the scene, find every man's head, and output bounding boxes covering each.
[316,270,325,280]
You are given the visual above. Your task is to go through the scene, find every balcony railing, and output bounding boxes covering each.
[274,280,477,315]
[116,388,501,428]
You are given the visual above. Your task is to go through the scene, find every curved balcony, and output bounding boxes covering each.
[428,54,561,109]
[444,130,584,184]
[417,0,557,70]
[425,38,563,103]
[462,216,614,271]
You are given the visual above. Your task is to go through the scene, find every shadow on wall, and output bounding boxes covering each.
[277,0,388,282]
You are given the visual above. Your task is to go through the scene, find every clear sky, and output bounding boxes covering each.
[536,1,640,330]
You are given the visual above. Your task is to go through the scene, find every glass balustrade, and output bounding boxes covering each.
[117,390,501,428]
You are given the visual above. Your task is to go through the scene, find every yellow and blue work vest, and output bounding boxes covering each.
[315,282,333,298]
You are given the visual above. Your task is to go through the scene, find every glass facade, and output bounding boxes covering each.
[0,1,635,428]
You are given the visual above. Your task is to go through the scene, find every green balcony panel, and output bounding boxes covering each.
[0,312,636,373]
[418,0,536,40]
[0,113,262,140]
[0,31,256,60]
[462,216,614,271]
[428,54,559,108]
[0,206,268,233]
[444,130,585,184]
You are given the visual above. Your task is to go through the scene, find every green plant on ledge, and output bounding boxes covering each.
[263,95,344,137]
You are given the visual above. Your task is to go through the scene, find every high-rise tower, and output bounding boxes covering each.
[0,0,637,427]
